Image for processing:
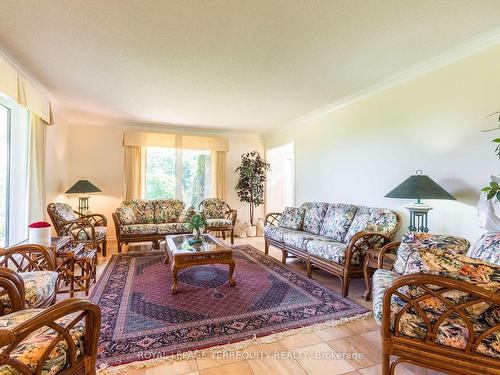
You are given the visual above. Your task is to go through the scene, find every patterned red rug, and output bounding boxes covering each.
[91,245,369,368]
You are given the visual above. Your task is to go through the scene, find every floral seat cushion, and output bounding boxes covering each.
[120,224,158,235]
[372,268,399,324]
[154,199,185,223]
[0,309,85,374]
[381,249,500,358]
[0,271,58,314]
[264,225,294,242]
[467,232,500,266]
[306,240,359,265]
[393,232,470,274]
[278,207,305,230]
[206,218,233,227]
[200,199,227,219]
[157,223,192,235]
[71,226,107,241]
[282,231,326,250]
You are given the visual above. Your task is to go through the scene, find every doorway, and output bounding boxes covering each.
[266,142,295,213]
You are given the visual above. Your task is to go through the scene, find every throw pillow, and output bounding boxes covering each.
[278,207,305,230]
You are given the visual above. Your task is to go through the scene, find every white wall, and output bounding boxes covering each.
[56,123,264,238]
[263,45,500,242]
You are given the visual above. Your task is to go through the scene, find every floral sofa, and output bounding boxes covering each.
[373,232,500,374]
[264,202,401,296]
[112,199,195,252]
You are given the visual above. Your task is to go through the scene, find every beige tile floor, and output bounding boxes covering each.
[84,236,445,375]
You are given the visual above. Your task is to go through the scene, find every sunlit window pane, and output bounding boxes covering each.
[182,149,211,207]
[145,147,176,199]
[0,105,9,247]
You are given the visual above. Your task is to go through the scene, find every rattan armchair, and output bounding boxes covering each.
[0,244,57,314]
[381,274,500,374]
[0,296,101,374]
[198,198,237,244]
[47,202,107,256]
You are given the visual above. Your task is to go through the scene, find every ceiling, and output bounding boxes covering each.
[1,1,500,133]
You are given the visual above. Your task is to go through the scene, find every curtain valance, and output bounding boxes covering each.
[123,131,228,152]
[0,54,52,125]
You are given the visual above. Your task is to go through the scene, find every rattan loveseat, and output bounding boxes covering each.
[264,202,401,296]
[112,199,195,252]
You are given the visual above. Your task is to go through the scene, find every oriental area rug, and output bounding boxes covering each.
[91,245,369,369]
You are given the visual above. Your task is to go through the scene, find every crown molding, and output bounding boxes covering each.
[270,27,500,134]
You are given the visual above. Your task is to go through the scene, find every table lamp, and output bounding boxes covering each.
[385,170,456,232]
[65,180,101,213]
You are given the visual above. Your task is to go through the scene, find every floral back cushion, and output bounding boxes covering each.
[115,206,136,225]
[121,200,155,224]
[393,232,470,274]
[401,247,499,318]
[179,206,196,223]
[48,203,79,226]
[278,207,305,230]
[299,202,329,234]
[319,204,358,242]
[154,199,185,223]
[200,199,228,219]
[467,232,500,266]
[343,207,398,244]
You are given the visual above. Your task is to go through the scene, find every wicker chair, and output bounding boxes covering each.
[47,202,107,256]
[0,290,100,374]
[0,244,58,315]
[198,198,237,244]
[373,233,500,374]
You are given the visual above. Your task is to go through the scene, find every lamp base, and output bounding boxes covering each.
[406,202,432,232]
[78,196,90,214]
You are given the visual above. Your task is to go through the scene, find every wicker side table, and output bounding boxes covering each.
[362,248,396,301]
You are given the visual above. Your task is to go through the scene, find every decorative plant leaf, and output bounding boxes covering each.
[481,186,492,192]
[490,181,499,189]
[487,190,496,200]
[497,191,500,201]
[235,151,270,224]
[493,138,500,143]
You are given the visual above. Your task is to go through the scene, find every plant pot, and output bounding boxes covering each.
[256,218,265,237]
[246,225,257,237]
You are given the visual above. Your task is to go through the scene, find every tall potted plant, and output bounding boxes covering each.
[235,151,270,226]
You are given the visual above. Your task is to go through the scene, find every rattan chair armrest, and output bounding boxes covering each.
[225,209,238,226]
[265,212,282,226]
[344,231,392,269]
[79,213,107,226]
[377,241,401,269]
[0,245,56,271]
[0,271,25,313]
[1,298,101,369]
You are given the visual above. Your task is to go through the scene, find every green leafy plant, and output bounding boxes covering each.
[188,213,206,230]
[482,180,500,201]
[235,151,270,225]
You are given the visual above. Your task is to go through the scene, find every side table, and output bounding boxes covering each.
[362,248,396,301]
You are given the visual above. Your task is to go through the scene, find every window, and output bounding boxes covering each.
[0,104,10,246]
[266,142,295,213]
[0,94,29,247]
[145,147,211,207]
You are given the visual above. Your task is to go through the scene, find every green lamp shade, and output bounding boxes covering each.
[385,173,456,200]
[65,180,101,194]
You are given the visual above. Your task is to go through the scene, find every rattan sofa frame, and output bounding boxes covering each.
[264,210,401,297]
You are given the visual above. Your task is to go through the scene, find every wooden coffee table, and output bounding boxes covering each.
[165,233,236,294]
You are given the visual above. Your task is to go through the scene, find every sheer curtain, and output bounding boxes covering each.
[27,112,46,223]
[123,146,145,200]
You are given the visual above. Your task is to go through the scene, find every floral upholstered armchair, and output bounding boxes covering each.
[0,244,58,316]
[0,275,100,375]
[372,232,500,374]
[47,202,107,256]
[198,198,237,244]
